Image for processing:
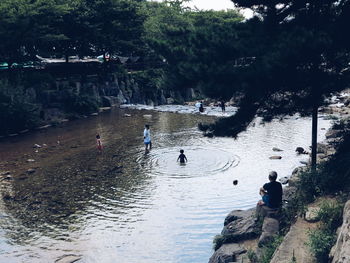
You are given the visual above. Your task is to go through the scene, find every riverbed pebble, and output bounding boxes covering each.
[272,147,283,152]
[26,159,35,162]
[269,156,282,160]
[26,169,36,174]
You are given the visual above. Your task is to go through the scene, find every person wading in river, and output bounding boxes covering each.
[96,133,103,152]
[177,149,187,164]
[143,124,152,152]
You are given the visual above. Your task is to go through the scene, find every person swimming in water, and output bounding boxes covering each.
[177,149,187,164]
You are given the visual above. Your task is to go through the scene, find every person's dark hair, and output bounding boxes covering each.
[145,124,150,129]
[96,134,100,139]
[269,171,278,181]
[180,149,184,153]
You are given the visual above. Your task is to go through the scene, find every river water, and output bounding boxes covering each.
[0,107,331,263]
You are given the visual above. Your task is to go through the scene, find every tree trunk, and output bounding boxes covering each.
[311,103,318,170]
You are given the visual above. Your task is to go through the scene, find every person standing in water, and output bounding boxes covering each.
[96,133,103,152]
[177,149,187,164]
[143,124,152,152]
[220,100,226,113]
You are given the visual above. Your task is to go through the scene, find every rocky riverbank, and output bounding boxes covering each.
[208,93,350,263]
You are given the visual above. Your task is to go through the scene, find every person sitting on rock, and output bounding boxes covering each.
[257,171,283,218]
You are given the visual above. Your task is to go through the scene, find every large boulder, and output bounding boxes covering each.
[221,208,259,242]
[209,243,247,263]
[258,217,279,247]
[224,208,255,226]
[330,200,350,262]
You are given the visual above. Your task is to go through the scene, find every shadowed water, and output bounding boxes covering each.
[0,107,331,262]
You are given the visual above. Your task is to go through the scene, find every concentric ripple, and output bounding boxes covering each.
[136,146,240,178]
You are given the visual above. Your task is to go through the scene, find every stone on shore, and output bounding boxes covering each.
[279,176,289,185]
[270,217,317,263]
[221,208,259,242]
[330,200,350,263]
[304,207,320,223]
[258,217,279,247]
[209,243,246,263]
[26,168,36,174]
[224,208,255,226]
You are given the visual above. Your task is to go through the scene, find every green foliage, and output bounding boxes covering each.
[0,78,41,134]
[0,0,147,62]
[199,0,350,137]
[307,229,336,263]
[63,92,99,115]
[132,69,164,100]
[143,1,245,94]
[247,249,258,263]
[258,235,284,263]
[317,200,344,233]
[213,234,225,251]
[307,200,343,263]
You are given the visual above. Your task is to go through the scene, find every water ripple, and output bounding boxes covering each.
[136,146,240,178]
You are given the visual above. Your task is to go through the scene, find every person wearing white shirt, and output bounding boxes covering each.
[143,124,152,152]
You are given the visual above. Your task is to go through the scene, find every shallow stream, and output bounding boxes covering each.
[0,107,331,262]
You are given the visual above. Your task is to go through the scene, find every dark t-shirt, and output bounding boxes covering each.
[263,181,282,208]
[178,153,186,163]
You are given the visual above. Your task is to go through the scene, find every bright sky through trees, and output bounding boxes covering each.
[152,0,253,17]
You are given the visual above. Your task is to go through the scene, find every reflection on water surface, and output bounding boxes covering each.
[0,108,331,262]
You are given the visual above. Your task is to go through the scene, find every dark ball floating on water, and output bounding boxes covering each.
[233,180,238,185]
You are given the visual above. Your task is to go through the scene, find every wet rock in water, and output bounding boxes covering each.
[0,171,11,176]
[27,159,35,162]
[143,114,152,118]
[3,194,14,201]
[123,114,131,117]
[90,112,98,116]
[18,175,29,180]
[209,243,246,263]
[300,160,309,165]
[295,147,308,154]
[269,156,282,160]
[70,145,78,149]
[272,147,283,152]
[55,255,82,263]
[33,144,42,148]
[258,217,279,247]
[279,177,289,185]
[5,175,12,180]
[26,168,36,174]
